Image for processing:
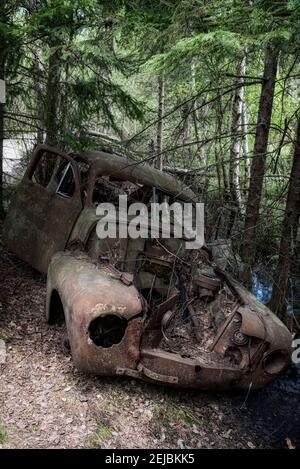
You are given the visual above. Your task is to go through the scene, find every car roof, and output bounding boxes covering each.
[80,149,197,202]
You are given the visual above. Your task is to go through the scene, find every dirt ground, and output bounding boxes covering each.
[0,234,299,449]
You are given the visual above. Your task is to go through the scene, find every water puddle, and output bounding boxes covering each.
[251,268,300,397]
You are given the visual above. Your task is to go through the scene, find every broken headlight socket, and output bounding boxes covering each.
[262,350,290,375]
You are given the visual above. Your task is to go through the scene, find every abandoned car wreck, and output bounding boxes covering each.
[3,144,292,390]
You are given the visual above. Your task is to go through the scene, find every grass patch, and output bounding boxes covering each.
[102,401,114,411]
[168,406,195,427]
[27,424,37,433]
[0,419,8,443]
[156,403,196,427]
[89,422,113,448]
[202,416,210,428]
[152,403,197,441]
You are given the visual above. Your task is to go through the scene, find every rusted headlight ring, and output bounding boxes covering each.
[262,349,290,375]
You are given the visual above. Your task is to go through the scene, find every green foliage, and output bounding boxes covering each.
[89,422,112,448]
[144,30,244,74]
[0,419,8,443]
[1,0,300,263]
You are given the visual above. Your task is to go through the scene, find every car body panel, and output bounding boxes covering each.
[4,144,293,390]
[46,251,292,390]
[3,145,82,273]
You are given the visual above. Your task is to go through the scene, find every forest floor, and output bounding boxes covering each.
[0,230,299,449]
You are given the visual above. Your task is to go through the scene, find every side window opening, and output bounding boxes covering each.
[30,151,76,199]
[55,162,75,198]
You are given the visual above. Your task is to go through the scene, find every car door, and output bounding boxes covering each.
[3,144,83,273]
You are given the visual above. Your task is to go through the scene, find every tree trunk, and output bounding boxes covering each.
[241,45,279,286]
[44,45,61,147]
[155,74,165,170]
[241,98,250,194]
[0,43,6,219]
[0,98,4,220]
[60,59,70,149]
[240,55,250,195]
[32,50,44,145]
[215,94,228,196]
[268,119,300,318]
[229,57,244,212]
[43,44,61,184]
[191,60,207,166]
[181,102,191,167]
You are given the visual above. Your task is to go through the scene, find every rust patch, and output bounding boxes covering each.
[3,144,293,390]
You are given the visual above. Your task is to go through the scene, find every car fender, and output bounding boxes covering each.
[46,251,143,374]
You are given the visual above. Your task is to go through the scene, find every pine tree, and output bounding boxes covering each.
[268,118,300,317]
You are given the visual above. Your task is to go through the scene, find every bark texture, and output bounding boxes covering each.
[181,102,191,167]
[242,45,279,286]
[155,74,165,170]
[229,57,245,212]
[44,46,61,147]
[0,33,6,219]
[268,119,300,317]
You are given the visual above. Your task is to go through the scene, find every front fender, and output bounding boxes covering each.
[46,252,143,374]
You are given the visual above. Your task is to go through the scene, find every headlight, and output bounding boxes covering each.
[263,350,289,375]
[89,314,127,348]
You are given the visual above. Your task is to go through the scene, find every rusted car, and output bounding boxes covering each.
[3,144,292,390]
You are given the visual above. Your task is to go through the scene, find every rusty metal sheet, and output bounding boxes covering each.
[217,268,292,352]
[4,144,293,391]
[238,306,266,340]
[81,149,197,202]
[3,145,82,273]
[140,348,242,390]
[47,252,143,374]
